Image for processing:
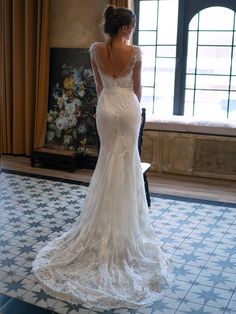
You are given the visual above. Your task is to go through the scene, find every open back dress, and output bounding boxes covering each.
[32,42,171,311]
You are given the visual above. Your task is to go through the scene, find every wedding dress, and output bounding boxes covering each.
[32,42,171,311]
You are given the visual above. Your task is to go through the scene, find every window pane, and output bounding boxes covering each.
[187,31,197,73]
[231,47,236,74]
[156,45,176,58]
[186,74,195,89]
[156,58,175,91]
[197,46,231,75]
[230,76,236,91]
[157,0,178,44]
[138,31,157,45]
[141,46,156,86]
[229,92,236,119]
[154,96,173,116]
[154,58,176,116]
[198,31,233,46]
[199,7,234,31]
[196,75,230,91]
[194,90,229,119]
[140,87,154,116]
[142,69,155,86]
[184,89,194,117]
[189,15,198,31]
[139,1,157,30]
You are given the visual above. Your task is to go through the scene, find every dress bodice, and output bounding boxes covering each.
[89,42,142,89]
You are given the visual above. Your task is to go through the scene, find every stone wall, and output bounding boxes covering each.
[142,130,236,180]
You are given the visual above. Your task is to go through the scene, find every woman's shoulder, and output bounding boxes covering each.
[132,45,142,62]
[132,45,142,53]
[89,41,105,52]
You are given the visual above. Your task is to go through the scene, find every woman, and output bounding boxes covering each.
[33,6,171,311]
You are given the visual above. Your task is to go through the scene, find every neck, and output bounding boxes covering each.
[107,35,130,46]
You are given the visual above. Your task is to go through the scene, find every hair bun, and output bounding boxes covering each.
[104,5,116,20]
[103,6,135,37]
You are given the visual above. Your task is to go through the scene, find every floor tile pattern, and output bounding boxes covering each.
[0,172,236,314]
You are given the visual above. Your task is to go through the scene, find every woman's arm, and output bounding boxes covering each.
[90,55,103,97]
[132,48,142,102]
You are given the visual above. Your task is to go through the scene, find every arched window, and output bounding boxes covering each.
[185,7,236,119]
[134,0,236,120]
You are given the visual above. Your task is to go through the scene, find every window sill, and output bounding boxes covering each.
[145,116,236,137]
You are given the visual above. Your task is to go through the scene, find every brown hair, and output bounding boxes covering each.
[103,5,136,37]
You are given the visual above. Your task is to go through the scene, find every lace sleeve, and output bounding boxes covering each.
[132,46,142,102]
[89,43,103,97]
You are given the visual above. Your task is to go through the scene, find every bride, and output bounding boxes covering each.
[33,5,171,311]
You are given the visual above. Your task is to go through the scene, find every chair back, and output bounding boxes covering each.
[138,108,146,157]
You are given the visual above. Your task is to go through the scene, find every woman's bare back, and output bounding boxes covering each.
[96,43,134,79]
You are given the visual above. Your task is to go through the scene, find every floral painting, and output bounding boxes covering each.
[45,48,97,153]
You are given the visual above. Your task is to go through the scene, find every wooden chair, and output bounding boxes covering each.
[94,107,151,207]
[139,108,151,207]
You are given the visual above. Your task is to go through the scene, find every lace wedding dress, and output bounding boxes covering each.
[32,42,171,311]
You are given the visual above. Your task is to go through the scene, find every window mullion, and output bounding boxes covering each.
[173,0,188,115]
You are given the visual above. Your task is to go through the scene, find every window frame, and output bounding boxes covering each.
[134,0,236,117]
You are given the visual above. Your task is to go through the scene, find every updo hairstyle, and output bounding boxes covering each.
[104,6,136,37]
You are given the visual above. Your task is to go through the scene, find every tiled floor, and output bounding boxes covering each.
[0,170,236,314]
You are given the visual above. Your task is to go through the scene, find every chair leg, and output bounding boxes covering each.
[143,173,151,207]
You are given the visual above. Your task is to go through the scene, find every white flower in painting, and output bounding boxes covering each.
[78,89,85,98]
[65,102,76,115]
[71,98,81,108]
[84,68,93,78]
[78,124,87,133]
[47,110,58,123]
[67,114,77,128]
[63,134,73,144]
[55,116,68,130]
[57,97,65,109]
[47,115,53,123]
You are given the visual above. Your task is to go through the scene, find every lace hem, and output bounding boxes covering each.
[33,265,173,311]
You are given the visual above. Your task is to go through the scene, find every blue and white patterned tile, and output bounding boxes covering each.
[195,268,236,290]
[172,263,202,283]
[205,254,236,274]
[173,249,209,268]
[0,270,8,281]
[176,301,224,313]
[52,299,92,314]
[158,233,184,248]
[184,284,233,310]
[0,274,33,298]
[188,228,224,243]
[161,279,192,301]
[22,284,58,309]
[221,233,236,245]
[226,290,236,313]
[1,172,236,314]
[160,244,176,258]
[213,242,236,260]
[180,237,218,255]
[145,296,181,313]
[0,254,24,272]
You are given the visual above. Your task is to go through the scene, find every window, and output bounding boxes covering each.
[134,0,236,120]
[134,0,178,118]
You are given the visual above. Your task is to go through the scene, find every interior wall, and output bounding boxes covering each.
[50,0,108,47]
